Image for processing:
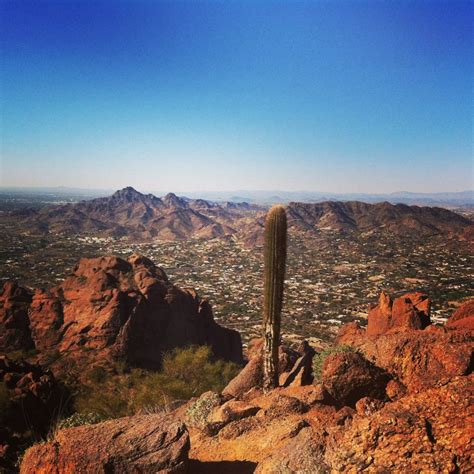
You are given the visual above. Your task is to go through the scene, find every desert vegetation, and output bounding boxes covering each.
[70,346,240,419]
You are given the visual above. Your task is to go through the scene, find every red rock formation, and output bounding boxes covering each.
[367,291,431,336]
[338,297,473,392]
[2,255,242,373]
[221,338,311,399]
[16,291,474,472]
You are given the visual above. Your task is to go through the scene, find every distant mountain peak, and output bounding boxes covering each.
[112,186,143,198]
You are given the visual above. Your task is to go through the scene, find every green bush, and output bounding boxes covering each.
[312,345,356,382]
[73,346,240,419]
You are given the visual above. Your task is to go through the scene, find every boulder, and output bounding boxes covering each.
[255,427,328,473]
[280,340,316,387]
[20,414,190,474]
[367,291,431,337]
[208,400,260,425]
[337,327,473,392]
[322,351,390,407]
[222,356,263,399]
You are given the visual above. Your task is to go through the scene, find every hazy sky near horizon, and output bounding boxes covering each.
[1,0,472,193]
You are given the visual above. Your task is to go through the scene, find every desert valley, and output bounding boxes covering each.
[0,187,473,472]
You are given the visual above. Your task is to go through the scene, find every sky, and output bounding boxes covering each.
[1,0,472,194]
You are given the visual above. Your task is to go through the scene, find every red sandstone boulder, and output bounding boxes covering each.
[338,323,473,392]
[321,351,390,407]
[208,400,260,426]
[367,291,431,336]
[20,414,190,474]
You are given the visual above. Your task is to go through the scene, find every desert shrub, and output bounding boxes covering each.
[73,346,240,419]
[185,391,221,432]
[312,345,356,381]
[55,412,104,430]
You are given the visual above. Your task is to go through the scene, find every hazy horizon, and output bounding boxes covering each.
[1,1,473,193]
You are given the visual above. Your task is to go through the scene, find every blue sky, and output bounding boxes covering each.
[1,0,472,193]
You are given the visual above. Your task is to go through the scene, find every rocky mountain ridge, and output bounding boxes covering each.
[10,187,473,243]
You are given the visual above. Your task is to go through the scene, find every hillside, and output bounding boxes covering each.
[24,187,261,240]
[286,200,473,238]
[7,187,473,243]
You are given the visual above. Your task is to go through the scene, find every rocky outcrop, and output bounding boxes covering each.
[1,255,243,374]
[20,414,190,474]
[324,375,474,472]
[189,298,473,471]
[222,339,312,399]
[367,291,431,336]
[0,356,65,471]
[338,292,473,392]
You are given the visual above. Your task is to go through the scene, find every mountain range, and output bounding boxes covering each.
[2,186,473,207]
[12,187,473,243]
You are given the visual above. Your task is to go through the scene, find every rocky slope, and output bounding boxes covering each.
[20,295,474,473]
[9,187,473,243]
[0,254,242,375]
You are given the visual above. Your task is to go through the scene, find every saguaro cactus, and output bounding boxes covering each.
[262,205,287,390]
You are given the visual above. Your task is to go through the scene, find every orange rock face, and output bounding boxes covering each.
[338,321,472,393]
[15,290,474,473]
